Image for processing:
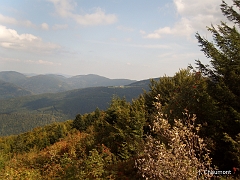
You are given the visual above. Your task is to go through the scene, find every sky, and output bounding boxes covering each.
[0,0,233,80]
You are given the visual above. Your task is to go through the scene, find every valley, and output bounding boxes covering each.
[0,71,151,136]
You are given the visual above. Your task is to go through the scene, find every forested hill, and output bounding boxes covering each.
[1,1,240,178]
[0,71,136,96]
[0,78,152,136]
[0,80,32,99]
[1,69,239,179]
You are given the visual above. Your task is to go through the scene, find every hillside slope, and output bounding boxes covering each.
[0,71,136,95]
[0,84,148,136]
[67,74,136,89]
[0,80,32,99]
[22,74,71,94]
[0,71,27,86]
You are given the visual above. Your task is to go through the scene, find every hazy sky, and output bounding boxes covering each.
[0,0,233,80]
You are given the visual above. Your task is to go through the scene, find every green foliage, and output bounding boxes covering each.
[72,109,102,132]
[0,153,7,171]
[95,96,146,160]
[193,0,240,169]
[0,94,148,179]
[0,129,117,180]
[145,70,198,118]
[146,70,205,113]
[223,133,240,167]
[82,149,106,179]
[0,85,146,136]
[0,80,32,99]
[0,88,237,179]
[0,121,72,154]
[0,112,68,136]
[2,2,240,175]
[72,114,85,131]
[144,69,217,136]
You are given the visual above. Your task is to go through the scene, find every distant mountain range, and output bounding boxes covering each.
[0,80,32,99]
[0,71,137,97]
[0,71,156,136]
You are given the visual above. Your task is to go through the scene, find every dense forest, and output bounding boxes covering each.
[0,83,149,136]
[0,0,240,179]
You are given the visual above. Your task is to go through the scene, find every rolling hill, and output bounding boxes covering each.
[67,74,137,89]
[0,80,32,99]
[0,71,27,86]
[0,79,151,136]
[21,74,71,94]
[0,71,136,95]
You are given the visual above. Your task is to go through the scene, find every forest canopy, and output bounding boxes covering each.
[0,0,240,179]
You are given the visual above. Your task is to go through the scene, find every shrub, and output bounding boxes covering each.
[136,95,212,179]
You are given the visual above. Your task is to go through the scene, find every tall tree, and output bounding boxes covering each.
[72,114,85,131]
[194,0,240,169]
[95,96,146,160]
[144,69,217,132]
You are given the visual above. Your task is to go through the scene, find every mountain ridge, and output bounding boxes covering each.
[0,71,137,96]
[0,71,154,136]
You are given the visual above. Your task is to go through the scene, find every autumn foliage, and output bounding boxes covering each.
[0,0,240,179]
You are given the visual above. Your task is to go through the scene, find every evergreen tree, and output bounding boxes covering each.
[94,107,101,119]
[144,69,217,131]
[72,114,85,131]
[95,96,146,160]
[194,0,240,169]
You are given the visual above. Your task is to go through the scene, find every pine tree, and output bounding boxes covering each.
[72,114,85,131]
[144,69,217,133]
[195,0,240,169]
[95,96,146,159]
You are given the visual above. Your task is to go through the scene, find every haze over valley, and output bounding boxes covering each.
[0,1,239,179]
[0,70,151,136]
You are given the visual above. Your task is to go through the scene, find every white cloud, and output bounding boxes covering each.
[0,14,17,24]
[52,24,68,30]
[117,25,134,32]
[110,37,117,41]
[41,23,49,30]
[25,59,61,66]
[145,18,194,39]
[73,8,117,26]
[173,0,224,17]
[130,44,170,49]
[91,40,170,49]
[139,30,146,35]
[48,0,117,26]
[174,0,185,14]
[124,38,132,42]
[0,56,61,66]
[158,52,203,60]
[48,0,76,17]
[0,25,61,52]
[0,57,20,62]
[145,33,161,39]
[145,0,233,39]
[0,13,35,27]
